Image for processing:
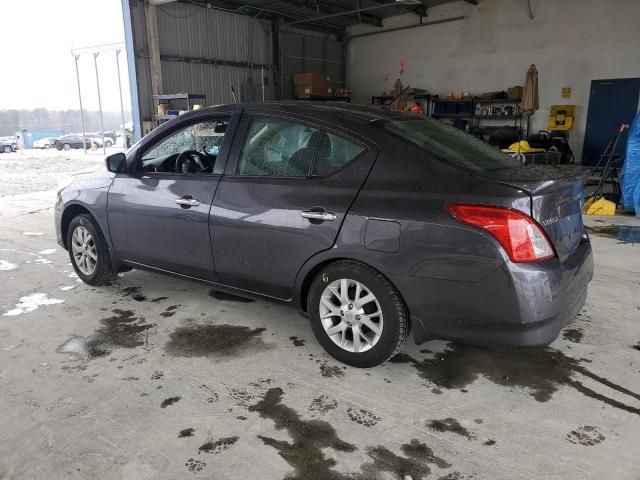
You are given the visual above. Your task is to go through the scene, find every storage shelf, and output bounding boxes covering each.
[433,113,474,118]
[296,95,351,102]
[152,93,206,101]
[475,98,522,104]
[476,115,522,120]
[153,115,180,121]
[434,98,473,103]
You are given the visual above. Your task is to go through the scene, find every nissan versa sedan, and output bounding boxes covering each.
[55,103,593,367]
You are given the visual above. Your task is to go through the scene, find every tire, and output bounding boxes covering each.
[105,140,113,148]
[44,144,50,149]
[63,143,71,151]
[3,145,11,153]
[67,214,116,286]
[308,260,409,367]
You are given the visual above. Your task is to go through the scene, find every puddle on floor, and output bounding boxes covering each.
[563,328,584,343]
[161,396,181,408]
[248,387,453,480]
[57,309,155,359]
[586,225,640,243]
[426,418,475,440]
[198,436,239,454]
[390,345,640,415]
[164,324,269,358]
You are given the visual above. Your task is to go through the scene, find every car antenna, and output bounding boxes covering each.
[230,85,238,104]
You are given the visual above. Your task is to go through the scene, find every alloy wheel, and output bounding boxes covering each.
[71,226,97,276]
[319,278,384,353]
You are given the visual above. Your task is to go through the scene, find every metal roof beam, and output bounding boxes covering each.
[279,0,384,27]
[181,0,352,31]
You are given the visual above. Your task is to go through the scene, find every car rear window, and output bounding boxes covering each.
[380,117,520,171]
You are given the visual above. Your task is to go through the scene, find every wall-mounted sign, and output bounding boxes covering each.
[562,87,572,98]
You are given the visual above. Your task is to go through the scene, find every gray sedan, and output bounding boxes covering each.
[55,103,593,366]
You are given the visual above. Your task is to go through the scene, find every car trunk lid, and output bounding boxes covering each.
[473,165,588,262]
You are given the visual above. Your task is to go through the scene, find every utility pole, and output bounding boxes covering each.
[93,52,106,155]
[73,53,88,154]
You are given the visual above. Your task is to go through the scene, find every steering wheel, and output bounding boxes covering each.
[175,150,211,174]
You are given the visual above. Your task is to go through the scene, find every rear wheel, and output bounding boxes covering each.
[44,144,50,149]
[67,214,115,285]
[63,143,71,151]
[3,145,11,153]
[104,140,113,147]
[308,261,409,367]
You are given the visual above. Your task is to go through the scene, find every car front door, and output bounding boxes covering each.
[210,112,377,299]
[107,114,236,280]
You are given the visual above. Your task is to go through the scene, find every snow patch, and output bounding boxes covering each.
[22,232,44,237]
[38,249,56,255]
[3,293,64,316]
[34,258,52,265]
[60,285,77,291]
[0,260,18,271]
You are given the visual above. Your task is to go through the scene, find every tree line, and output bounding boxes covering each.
[0,108,131,136]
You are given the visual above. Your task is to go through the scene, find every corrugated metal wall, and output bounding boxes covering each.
[127,1,346,128]
[281,28,345,99]
[129,1,274,122]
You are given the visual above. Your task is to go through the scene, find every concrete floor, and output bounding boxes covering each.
[1,185,640,479]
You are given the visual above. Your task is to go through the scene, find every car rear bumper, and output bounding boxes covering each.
[397,238,593,346]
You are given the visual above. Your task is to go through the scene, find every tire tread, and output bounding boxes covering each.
[67,214,116,286]
[309,260,409,366]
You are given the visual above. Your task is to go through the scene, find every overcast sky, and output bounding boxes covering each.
[0,0,131,112]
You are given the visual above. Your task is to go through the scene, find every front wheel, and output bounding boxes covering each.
[308,261,409,367]
[67,214,116,285]
[63,143,71,151]
[3,145,11,153]
[44,144,50,149]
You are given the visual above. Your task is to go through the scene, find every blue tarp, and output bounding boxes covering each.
[621,112,640,216]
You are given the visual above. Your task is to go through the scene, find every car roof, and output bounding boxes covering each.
[199,101,413,124]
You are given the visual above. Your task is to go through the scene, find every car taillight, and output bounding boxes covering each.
[446,203,555,263]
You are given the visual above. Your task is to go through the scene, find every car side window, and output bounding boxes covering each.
[236,116,320,177]
[139,117,230,174]
[312,132,366,176]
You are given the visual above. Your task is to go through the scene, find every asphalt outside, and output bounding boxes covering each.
[1,150,639,479]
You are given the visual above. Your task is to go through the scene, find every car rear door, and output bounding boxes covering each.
[107,113,237,280]
[210,112,377,299]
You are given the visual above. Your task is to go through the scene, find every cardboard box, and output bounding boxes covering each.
[294,72,331,97]
[508,86,523,99]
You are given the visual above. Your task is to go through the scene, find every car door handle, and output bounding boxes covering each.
[301,210,336,221]
[175,196,200,207]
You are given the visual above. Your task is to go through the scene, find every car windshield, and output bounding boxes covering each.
[379,116,520,171]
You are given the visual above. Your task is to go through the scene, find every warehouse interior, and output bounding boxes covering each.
[3,1,640,479]
[124,0,640,169]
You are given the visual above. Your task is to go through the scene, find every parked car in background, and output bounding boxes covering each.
[54,134,91,151]
[87,133,115,148]
[33,137,56,149]
[54,103,593,367]
[0,139,16,153]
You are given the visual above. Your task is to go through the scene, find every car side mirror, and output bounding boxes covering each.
[105,152,127,173]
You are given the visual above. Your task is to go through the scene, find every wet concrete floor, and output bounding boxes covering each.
[1,194,639,479]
